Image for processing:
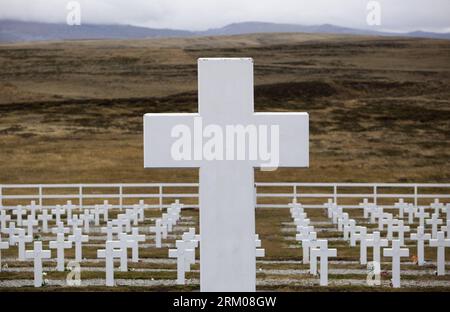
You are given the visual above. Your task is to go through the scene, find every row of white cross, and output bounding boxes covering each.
[323,198,450,287]
[291,199,337,286]
[0,197,449,288]
[0,199,185,287]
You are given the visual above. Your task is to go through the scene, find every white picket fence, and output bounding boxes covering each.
[0,183,449,210]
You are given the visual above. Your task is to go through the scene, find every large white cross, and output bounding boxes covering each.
[144,58,309,291]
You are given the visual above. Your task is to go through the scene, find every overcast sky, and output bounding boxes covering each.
[1,0,449,32]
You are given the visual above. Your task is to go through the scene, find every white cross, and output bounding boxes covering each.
[49,233,72,271]
[429,231,450,276]
[394,198,407,218]
[378,212,392,231]
[0,234,9,272]
[27,201,40,220]
[169,240,193,285]
[22,214,38,236]
[68,215,83,233]
[405,204,416,224]
[430,198,443,216]
[353,226,372,265]
[11,228,32,261]
[426,213,443,239]
[80,210,94,233]
[337,212,349,232]
[150,218,166,248]
[181,231,199,271]
[441,220,450,239]
[51,205,65,224]
[445,203,450,222]
[92,205,102,226]
[310,240,337,286]
[415,207,430,228]
[291,208,306,219]
[64,200,76,220]
[289,199,303,217]
[366,231,388,264]
[0,210,11,232]
[144,58,308,291]
[170,200,183,215]
[101,200,111,222]
[5,222,18,244]
[37,209,53,233]
[343,219,356,243]
[383,240,409,288]
[25,241,51,287]
[97,240,123,287]
[161,214,174,233]
[293,213,310,227]
[295,225,314,241]
[128,227,145,262]
[371,206,384,225]
[125,208,139,226]
[391,220,410,246]
[117,214,131,233]
[332,207,343,225]
[299,231,317,264]
[68,228,89,262]
[385,218,400,241]
[134,200,147,222]
[118,232,136,271]
[12,205,27,226]
[101,221,118,241]
[51,221,70,236]
[410,226,431,266]
[360,199,377,220]
[325,199,337,219]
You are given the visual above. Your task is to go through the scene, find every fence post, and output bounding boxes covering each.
[293,185,297,203]
[373,185,378,205]
[119,185,123,211]
[79,185,83,211]
[38,185,43,208]
[0,185,2,208]
[333,184,337,205]
[414,185,418,207]
[159,185,163,211]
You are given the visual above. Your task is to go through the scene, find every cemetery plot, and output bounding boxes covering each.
[0,196,449,291]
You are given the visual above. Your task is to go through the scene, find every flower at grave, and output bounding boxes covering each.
[411,255,418,264]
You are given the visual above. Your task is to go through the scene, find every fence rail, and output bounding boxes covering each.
[0,183,449,210]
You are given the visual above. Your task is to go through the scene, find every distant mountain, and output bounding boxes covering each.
[0,20,191,42]
[1,20,449,43]
[200,22,378,36]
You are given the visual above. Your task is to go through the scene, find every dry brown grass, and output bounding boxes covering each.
[0,33,449,184]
